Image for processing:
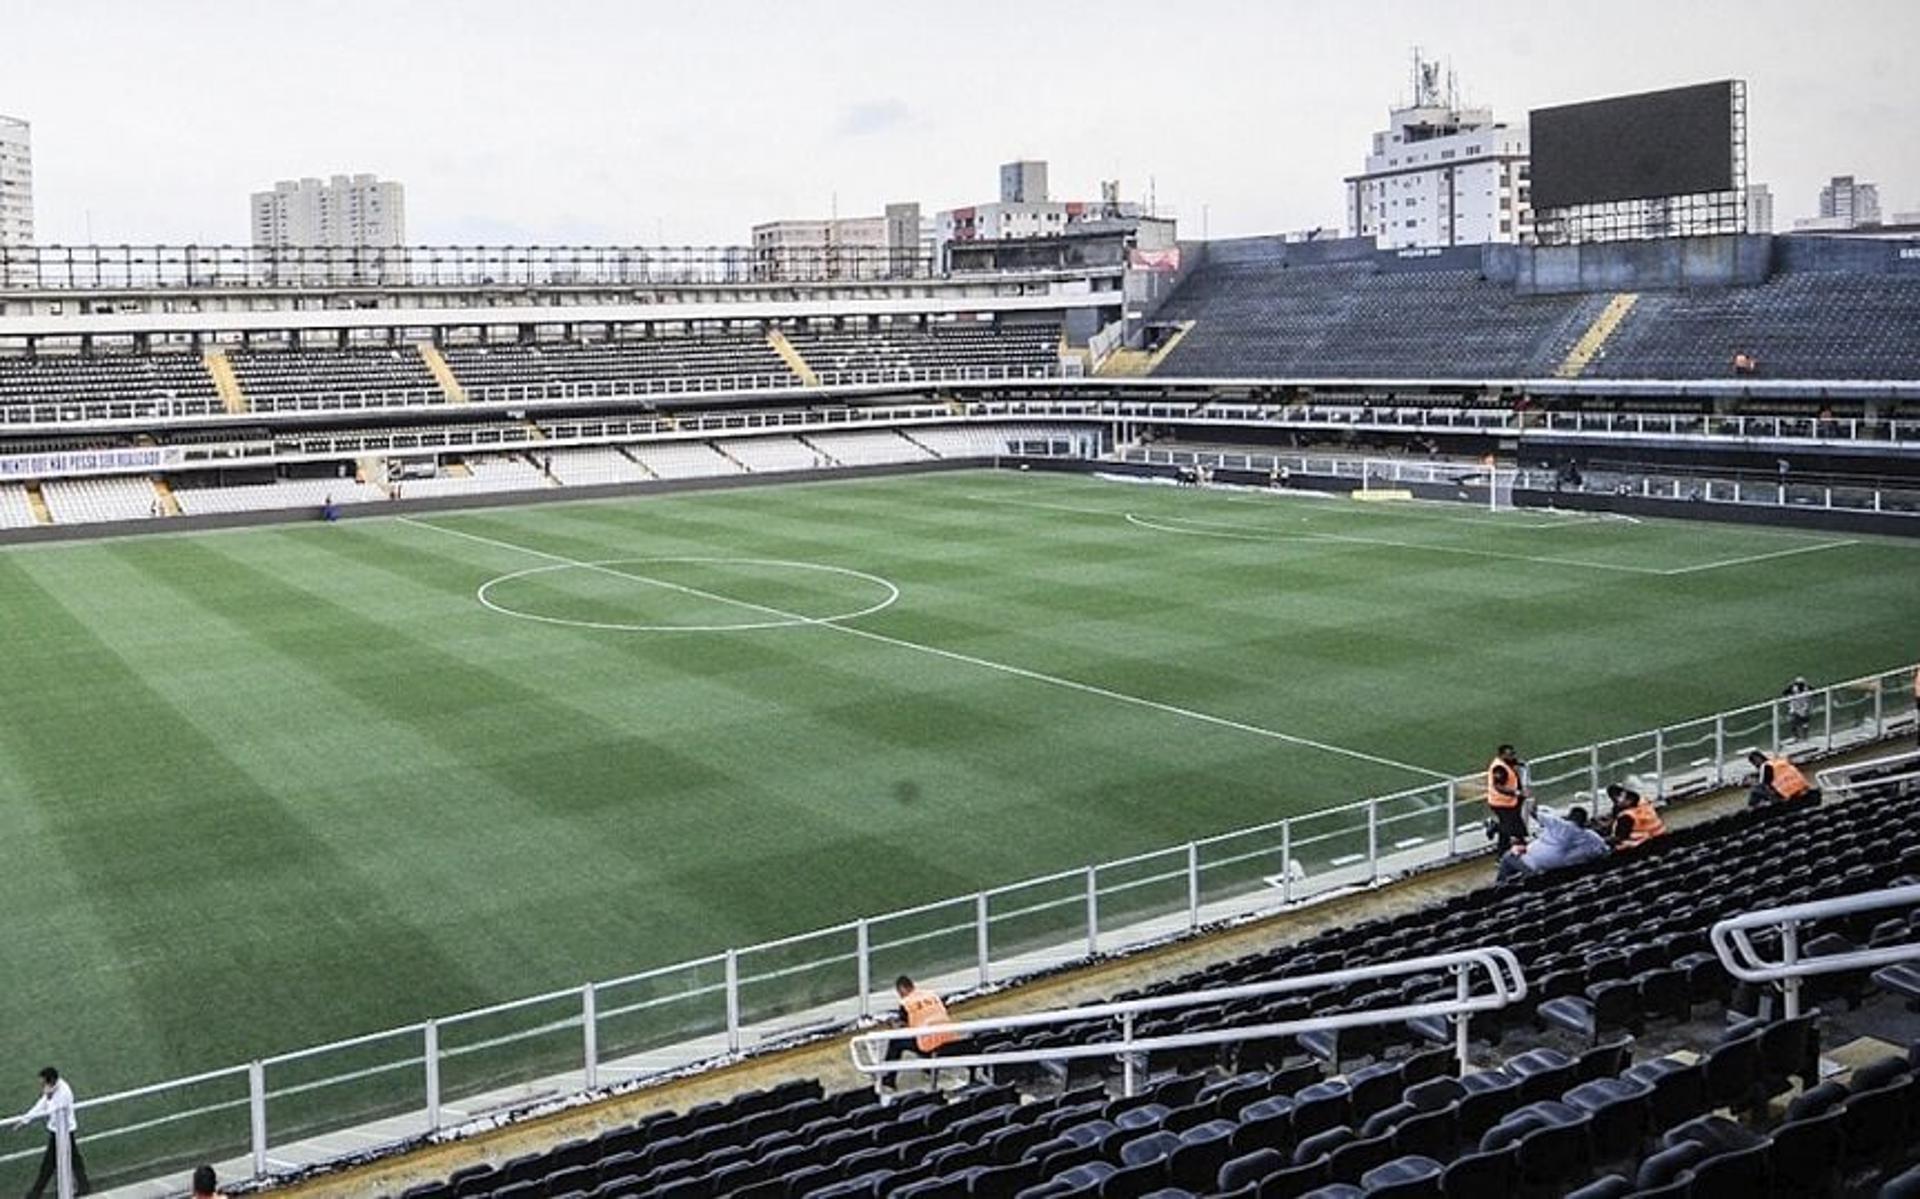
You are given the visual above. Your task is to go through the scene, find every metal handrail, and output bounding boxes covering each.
[850,947,1525,1093]
[1815,749,1920,798]
[1709,883,1920,1017]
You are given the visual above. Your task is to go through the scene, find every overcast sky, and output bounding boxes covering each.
[2,0,1914,246]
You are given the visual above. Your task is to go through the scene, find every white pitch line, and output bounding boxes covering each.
[1124,511,1856,578]
[1125,512,1674,575]
[1656,538,1859,576]
[398,516,1452,781]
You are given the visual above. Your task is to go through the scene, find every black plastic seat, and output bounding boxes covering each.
[1356,1153,1441,1199]
[1387,1106,1457,1161]
[1254,1156,1328,1199]
[1290,1125,1353,1167]
[1701,1030,1761,1111]
[1506,1049,1579,1104]
[1766,1106,1843,1197]
[1537,979,1642,1044]
[1289,1081,1353,1141]
[1323,1130,1393,1184]
[1622,1056,1708,1131]
[1562,1076,1650,1163]
[1216,1148,1284,1193]
[1563,1176,1633,1199]
[1875,960,1920,1008]
[1166,1120,1237,1191]
[1454,1069,1521,1141]
[1485,1100,1593,1194]
[1634,1140,1709,1190]
[1437,1144,1515,1196]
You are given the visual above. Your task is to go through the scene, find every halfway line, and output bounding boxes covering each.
[397,515,1452,781]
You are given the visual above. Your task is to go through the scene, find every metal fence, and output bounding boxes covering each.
[0,245,939,291]
[6,665,1916,1198]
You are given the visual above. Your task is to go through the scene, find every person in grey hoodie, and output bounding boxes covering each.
[1496,805,1609,885]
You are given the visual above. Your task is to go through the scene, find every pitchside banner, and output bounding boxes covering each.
[0,447,180,479]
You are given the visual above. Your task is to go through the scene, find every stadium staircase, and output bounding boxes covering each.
[202,348,248,414]
[1096,323,1195,378]
[24,482,51,526]
[419,343,470,403]
[768,330,822,387]
[617,445,660,479]
[1555,294,1640,379]
[897,430,942,459]
[374,755,1920,1199]
[711,441,751,472]
[797,434,840,467]
[150,478,182,517]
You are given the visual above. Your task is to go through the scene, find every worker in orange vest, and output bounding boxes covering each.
[1606,785,1668,850]
[1745,750,1815,807]
[1486,744,1531,853]
[880,976,981,1095]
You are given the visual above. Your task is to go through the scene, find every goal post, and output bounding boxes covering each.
[1489,466,1518,514]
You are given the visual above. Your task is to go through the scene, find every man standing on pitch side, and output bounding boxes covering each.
[14,1067,90,1198]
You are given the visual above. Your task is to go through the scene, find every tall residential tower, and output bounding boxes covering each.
[0,114,33,246]
[1345,55,1531,249]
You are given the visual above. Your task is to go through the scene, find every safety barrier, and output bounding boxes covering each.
[7,665,1915,1197]
[1710,883,1920,1018]
[849,947,1527,1094]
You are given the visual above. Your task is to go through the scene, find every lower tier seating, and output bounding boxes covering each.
[393,783,1920,1199]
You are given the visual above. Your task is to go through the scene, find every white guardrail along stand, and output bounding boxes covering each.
[1710,883,1920,1020]
[848,947,1527,1097]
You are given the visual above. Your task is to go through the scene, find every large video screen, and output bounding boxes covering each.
[1530,81,1736,210]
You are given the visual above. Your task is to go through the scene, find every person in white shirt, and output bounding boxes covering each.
[14,1067,90,1198]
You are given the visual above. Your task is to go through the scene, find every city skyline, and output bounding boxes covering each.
[0,0,1915,246]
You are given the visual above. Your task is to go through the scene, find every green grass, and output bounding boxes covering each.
[0,467,1915,1173]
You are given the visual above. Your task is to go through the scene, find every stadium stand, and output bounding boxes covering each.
[786,325,1060,380]
[807,430,937,467]
[718,436,828,473]
[441,335,795,394]
[39,475,157,523]
[1150,242,1920,381]
[397,455,552,498]
[0,351,220,409]
[909,424,1074,459]
[171,477,386,515]
[0,482,37,528]
[1585,276,1920,381]
[227,347,440,409]
[389,787,1920,1199]
[543,446,655,487]
[626,440,747,481]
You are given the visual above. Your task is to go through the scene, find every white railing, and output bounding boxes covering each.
[1710,884,1920,1018]
[849,947,1527,1095]
[1816,749,1920,802]
[7,664,1914,1197]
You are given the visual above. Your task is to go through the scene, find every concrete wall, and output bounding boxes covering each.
[1506,234,1774,295]
[1773,233,1920,275]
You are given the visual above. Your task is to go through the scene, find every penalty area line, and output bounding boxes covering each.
[398,515,1453,783]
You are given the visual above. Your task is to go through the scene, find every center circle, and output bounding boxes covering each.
[475,557,901,633]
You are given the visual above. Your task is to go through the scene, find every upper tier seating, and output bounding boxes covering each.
[40,475,158,524]
[1153,261,1599,379]
[0,353,219,411]
[0,483,36,528]
[1153,250,1920,381]
[394,779,1920,1199]
[397,455,551,499]
[443,336,792,395]
[787,326,1059,381]
[1586,275,1920,380]
[228,348,440,409]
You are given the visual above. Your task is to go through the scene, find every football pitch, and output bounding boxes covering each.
[2,467,1916,1102]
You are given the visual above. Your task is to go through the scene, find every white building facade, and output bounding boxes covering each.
[250,175,406,248]
[1745,183,1774,234]
[1818,175,1881,228]
[936,162,1143,260]
[751,202,926,279]
[1345,65,1531,249]
[0,114,32,246]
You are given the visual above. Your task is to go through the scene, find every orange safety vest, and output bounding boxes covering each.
[1767,756,1811,800]
[901,988,957,1053]
[1486,759,1522,809]
[1618,802,1667,849]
